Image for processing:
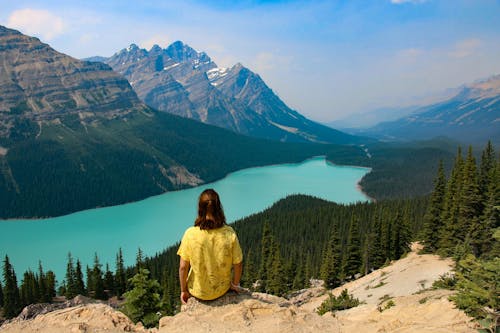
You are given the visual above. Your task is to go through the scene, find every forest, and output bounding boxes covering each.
[1,141,497,328]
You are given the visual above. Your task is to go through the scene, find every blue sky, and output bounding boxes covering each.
[1,0,499,122]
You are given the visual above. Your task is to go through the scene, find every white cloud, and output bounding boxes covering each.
[7,8,65,41]
[390,0,428,4]
[396,48,424,61]
[448,38,482,58]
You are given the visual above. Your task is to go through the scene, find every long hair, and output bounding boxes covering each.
[194,189,226,230]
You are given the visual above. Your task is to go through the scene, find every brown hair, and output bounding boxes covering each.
[194,189,226,230]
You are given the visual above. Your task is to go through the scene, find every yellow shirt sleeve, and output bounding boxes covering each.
[177,227,192,262]
[232,232,243,265]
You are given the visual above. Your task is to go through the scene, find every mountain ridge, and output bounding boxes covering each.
[360,74,500,144]
[96,42,366,144]
[0,25,347,218]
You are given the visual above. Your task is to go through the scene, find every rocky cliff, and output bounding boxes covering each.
[0,244,476,333]
[100,42,364,144]
[0,26,145,143]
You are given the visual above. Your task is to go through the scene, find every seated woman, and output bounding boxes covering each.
[177,188,243,304]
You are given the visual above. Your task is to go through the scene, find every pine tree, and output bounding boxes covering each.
[45,270,56,300]
[104,263,115,296]
[258,221,273,292]
[472,154,499,258]
[370,214,385,268]
[3,255,21,319]
[457,146,481,241]
[74,259,85,296]
[342,215,362,279]
[422,160,447,252]
[0,279,4,308]
[439,147,464,252]
[135,248,144,274]
[65,253,77,299]
[121,268,161,328]
[241,248,255,289]
[479,141,495,204]
[20,270,38,306]
[37,261,49,303]
[392,212,411,259]
[320,223,341,288]
[266,240,285,295]
[91,253,105,300]
[115,248,127,297]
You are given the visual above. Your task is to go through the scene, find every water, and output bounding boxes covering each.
[0,156,370,280]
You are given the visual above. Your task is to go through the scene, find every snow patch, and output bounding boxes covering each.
[268,121,299,134]
[163,63,180,71]
[206,67,229,84]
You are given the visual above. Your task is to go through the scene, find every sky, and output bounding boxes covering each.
[1,0,500,122]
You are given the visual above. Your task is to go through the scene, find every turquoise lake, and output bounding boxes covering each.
[0,156,370,280]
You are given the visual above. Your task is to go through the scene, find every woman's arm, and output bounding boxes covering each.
[230,262,243,292]
[179,257,191,304]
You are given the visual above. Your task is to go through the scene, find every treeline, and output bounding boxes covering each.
[420,141,499,320]
[0,110,355,218]
[328,140,455,199]
[1,194,427,324]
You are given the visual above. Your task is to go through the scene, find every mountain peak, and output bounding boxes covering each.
[127,43,140,52]
[149,44,163,53]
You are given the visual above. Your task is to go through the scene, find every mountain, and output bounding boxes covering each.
[363,75,500,144]
[97,42,365,144]
[0,26,348,218]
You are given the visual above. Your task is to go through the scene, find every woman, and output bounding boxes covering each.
[177,189,243,304]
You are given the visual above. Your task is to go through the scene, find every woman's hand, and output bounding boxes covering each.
[180,290,191,304]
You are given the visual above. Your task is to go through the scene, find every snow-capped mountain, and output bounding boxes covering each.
[95,42,365,144]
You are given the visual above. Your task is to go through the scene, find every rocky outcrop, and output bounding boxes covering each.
[1,244,477,333]
[0,26,146,142]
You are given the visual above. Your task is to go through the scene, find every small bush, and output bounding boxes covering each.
[432,273,456,290]
[317,289,361,315]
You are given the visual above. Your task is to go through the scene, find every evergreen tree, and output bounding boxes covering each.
[65,253,77,299]
[74,259,85,296]
[20,270,38,306]
[422,160,447,252]
[457,146,481,242]
[266,240,285,295]
[135,248,144,274]
[258,221,273,292]
[342,215,362,279]
[370,214,385,268]
[37,261,49,303]
[241,248,255,289]
[104,263,115,296]
[90,253,105,300]
[472,154,500,258]
[391,212,411,259]
[45,270,56,300]
[320,223,341,288]
[115,248,127,297]
[3,255,21,319]
[439,147,464,253]
[121,268,161,328]
[478,141,495,204]
[0,279,4,308]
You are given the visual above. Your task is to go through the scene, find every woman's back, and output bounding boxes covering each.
[178,225,242,300]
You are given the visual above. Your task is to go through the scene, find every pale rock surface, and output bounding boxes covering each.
[0,243,477,333]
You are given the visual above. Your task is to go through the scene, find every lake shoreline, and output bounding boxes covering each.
[1,155,373,222]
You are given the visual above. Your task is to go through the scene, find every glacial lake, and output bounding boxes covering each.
[0,156,370,280]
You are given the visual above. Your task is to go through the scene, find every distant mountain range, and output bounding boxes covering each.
[0,26,355,218]
[356,75,500,144]
[89,42,365,144]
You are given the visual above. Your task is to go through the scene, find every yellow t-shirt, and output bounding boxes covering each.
[177,225,243,300]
